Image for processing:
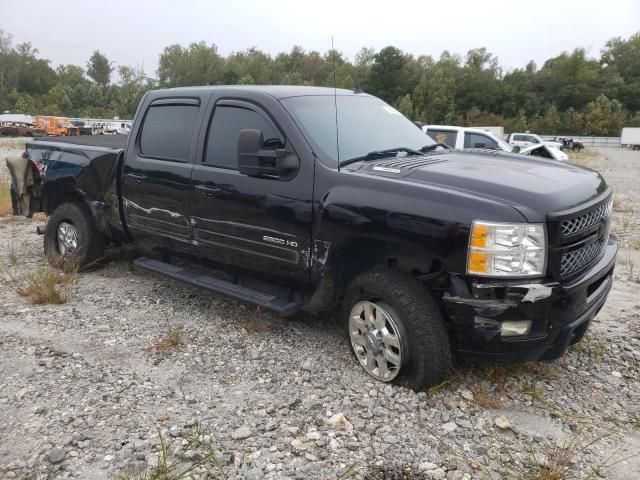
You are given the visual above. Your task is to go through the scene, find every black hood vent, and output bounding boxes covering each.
[360,156,448,178]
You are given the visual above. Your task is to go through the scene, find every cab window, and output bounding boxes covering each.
[464,133,498,149]
[426,129,457,147]
[139,103,199,161]
[204,106,280,169]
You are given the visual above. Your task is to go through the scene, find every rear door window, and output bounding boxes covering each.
[426,129,457,147]
[139,103,199,161]
[204,105,280,169]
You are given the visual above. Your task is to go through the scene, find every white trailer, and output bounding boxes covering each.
[621,127,640,150]
[478,126,505,139]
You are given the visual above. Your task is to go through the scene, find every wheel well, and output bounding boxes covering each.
[333,237,443,299]
[44,183,84,215]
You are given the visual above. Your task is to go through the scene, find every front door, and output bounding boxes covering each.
[190,99,312,286]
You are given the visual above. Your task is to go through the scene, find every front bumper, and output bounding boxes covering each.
[442,237,618,361]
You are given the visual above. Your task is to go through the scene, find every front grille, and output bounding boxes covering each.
[560,238,607,278]
[550,196,612,280]
[561,199,612,237]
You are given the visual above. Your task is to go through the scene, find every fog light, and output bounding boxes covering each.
[501,320,532,337]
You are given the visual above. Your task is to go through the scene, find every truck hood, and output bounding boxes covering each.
[355,150,608,222]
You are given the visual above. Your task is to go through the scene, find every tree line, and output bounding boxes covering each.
[1,29,639,135]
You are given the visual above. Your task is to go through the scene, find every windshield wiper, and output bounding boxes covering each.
[420,143,451,153]
[340,147,423,167]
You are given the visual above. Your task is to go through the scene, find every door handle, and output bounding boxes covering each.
[194,184,221,197]
[126,172,147,184]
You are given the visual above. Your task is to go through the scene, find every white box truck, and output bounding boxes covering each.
[621,127,640,150]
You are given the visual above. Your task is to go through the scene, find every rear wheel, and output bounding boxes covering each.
[44,202,105,271]
[344,269,451,391]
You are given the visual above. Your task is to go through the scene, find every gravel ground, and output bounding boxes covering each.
[1,141,640,480]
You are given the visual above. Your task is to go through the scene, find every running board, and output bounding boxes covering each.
[133,257,301,316]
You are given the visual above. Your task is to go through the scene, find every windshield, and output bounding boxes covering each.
[282,95,435,165]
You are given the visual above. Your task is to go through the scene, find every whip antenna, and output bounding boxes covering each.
[332,37,340,169]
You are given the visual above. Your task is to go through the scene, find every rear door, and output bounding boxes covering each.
[122,96,204,254]
[189,97,312,286]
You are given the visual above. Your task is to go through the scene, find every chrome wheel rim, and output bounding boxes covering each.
[349,301,404,382]
[57,221,78,256]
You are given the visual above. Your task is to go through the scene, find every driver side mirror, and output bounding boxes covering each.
[237,129,299,179]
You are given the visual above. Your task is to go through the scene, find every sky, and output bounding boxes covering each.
[1,0,639,79]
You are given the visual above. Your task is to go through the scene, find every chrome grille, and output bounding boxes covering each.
[560,239,606,278]
[561,199,612,237]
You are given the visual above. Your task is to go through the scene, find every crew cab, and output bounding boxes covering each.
[5,86,617,391]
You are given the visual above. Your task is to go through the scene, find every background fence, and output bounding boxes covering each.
[540,136,621,147]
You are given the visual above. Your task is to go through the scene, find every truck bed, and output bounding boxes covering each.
[33,134,128,149]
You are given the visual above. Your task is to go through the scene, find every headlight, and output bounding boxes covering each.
[467,221,546,277]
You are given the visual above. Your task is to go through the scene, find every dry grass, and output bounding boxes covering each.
[146,318,185,355]
[115,425,226,480]
[470,382,503,408]
[454,424,626,480]
[567,149,600,168]
[0,180,11,216]
[12,266,77,304]
[6,233,18,266]
[238,306,272,334]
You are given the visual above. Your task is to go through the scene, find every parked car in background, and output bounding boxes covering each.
[423,125,510,150]
[507,133,563,150]
[104,122,132,135]
[70,120,95,136]
[552,137,584,152]
[35,116,80,136]
[423,125,568,161]
[0,113,46,137]
[0,123,46,137]
[621,127,640,150]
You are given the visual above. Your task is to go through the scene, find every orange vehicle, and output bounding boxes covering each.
[34,116,80,136]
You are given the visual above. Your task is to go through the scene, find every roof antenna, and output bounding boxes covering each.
[353,83,362,94]
[332,37,341,170]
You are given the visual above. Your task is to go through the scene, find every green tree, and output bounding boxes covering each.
[394,94,414,118]
[87,50,113,87]
[601,33,640,111]
[369,46,409,103]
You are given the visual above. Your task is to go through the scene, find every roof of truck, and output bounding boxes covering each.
[152,85,367,99]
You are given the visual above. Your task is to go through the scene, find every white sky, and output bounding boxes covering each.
[1,0,639,78]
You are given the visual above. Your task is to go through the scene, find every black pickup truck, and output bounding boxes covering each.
[7,86,617,391]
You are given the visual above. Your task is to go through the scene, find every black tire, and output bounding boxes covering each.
[343,269,451,391]
[44,202,105,271]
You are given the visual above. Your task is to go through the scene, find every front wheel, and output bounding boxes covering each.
[44,202,105,271]
[344,270,451,391]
